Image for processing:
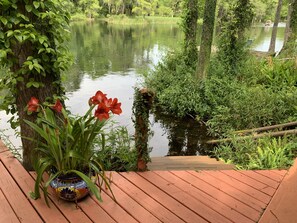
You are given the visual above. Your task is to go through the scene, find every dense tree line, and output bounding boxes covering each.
[66,0,290,21]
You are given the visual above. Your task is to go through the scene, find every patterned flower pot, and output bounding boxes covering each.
[50,173,97,201]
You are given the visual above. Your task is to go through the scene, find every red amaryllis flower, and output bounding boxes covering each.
[109,98,122,115]
[90,91,107,105]
[27,97,39,112]
[94,102,110,120]
[52,99,63,113]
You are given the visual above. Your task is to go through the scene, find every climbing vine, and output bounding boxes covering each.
[217,0,254,76]
[181,0,198,67]
[132,88,154,170]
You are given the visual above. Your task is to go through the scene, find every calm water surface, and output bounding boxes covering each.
[0,22,285,157]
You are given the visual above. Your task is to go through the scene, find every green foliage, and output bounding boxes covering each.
[95,126,137,171]
[205,57,297,136]
[216,0,254,76]
[215,136,297,169]
[145,52,205,117]
[0,0,71,123]
[180,0,198,66]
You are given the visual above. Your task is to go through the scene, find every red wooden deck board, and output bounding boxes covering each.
[270,169,287,177]
[93,190,139,223]
[77,196,117,223]
[240,171,279,189]
[0,140,293,223]
[100,180,161,223]
[254,170,286,182]
[109,172,184,223]
[0,188,20,223]
[259,159,297,223]
[188,170,266,211]
[171,170,261,222]
[204,170,271,204]
[152,171,255,223]
[120,171,208,223]
[221,170,276,196]
[0,151,69,222]
[0,162,43,222]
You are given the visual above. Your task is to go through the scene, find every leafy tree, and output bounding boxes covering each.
[0,0,71,169]
[132,0,152,16]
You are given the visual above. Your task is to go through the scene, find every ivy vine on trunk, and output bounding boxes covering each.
[0,0,71,169]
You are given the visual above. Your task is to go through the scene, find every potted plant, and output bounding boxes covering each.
[24,90,122,205]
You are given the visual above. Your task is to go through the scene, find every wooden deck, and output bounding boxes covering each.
[1,140,297,222]
[148,156,235,170]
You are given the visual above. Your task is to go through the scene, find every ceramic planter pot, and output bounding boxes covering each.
[50,173,97,201]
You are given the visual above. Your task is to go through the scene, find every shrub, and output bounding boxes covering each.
[215,136,297,169]
[145,52,206,117]
[95,126,137,171]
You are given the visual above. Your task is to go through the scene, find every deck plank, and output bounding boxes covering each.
[259,159,297,223]
[270,170,287,177]
[0,188,20,223]
[148,156,235,170]
[204,170,271,204]
[121,171,208,223]
[153,171,255,223]
[240,171,280,189]
[0,162,43,223]
[188,170,266,211]
[77,196,116,223]
[221,170,276,196]
[171,170,261,222]
[0,151,69,222]
[110,172,184,223]
[254,170,286,182]
[100,180,161,223]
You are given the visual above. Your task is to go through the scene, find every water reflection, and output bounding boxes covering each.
[152,107,213,156]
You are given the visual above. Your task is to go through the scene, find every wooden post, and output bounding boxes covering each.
[133,88,154,171]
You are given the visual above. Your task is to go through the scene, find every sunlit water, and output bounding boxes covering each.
[0,22,285,157]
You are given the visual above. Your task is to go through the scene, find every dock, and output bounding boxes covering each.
[148,156,235,170]
[1,140,297,222]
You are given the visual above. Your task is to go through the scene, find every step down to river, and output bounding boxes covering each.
[147,156,235,171]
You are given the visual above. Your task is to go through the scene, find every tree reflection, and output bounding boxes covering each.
[62,21,182,93]
[152,107,213,156]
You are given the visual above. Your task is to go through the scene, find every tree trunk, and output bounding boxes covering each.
[182,0,199,66]
[268,0,283,54]
[9,3,64,170]
[281,0,297,56]
[197,0,217,80]
[284,0,293,45]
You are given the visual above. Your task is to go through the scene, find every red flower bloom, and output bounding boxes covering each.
[52,99,63,113]
[109,98,122,115]
[90,91,107,105]
[94,102,110,120]
[27,97,39,112]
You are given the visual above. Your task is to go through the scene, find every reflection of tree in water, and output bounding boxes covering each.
[152,107,214,156]
[62,21,182,92]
